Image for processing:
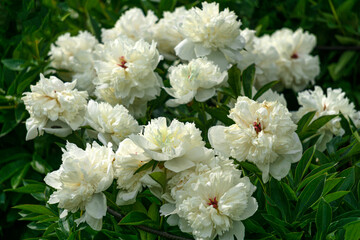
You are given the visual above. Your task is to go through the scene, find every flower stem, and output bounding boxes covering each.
[107,207,193,240]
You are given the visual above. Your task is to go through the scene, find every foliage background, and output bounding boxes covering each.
[0,0,360,239]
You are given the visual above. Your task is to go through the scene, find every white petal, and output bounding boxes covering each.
[174,39,196,60]
[269,156,292,181]
[85,193,107,219]
[208,126,231,157]
[116,190,138,206]
[44,169,62,189]
[164,158,195,173]
[194,43,211,57]
[238,197,258,220]
[195,88,216,102]
[160,203,176,216]
[43,120,72,137]
[206,50,230,71]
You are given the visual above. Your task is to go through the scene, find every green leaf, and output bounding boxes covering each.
[1,59,26,71]
[5,184,45,193]
[253,80,279,101]
[344,220,360,240]
[296,111,316,133]
[296,175,326,219]
[118,211,153,226]
[205,106,234,126]
[324,191,350,203]
[159,0,177,12]
[10,163,30,189]
[242,64,255,98]
[323,177,345,195]
[315,198,332,240]
[294,146,316,185]
[299,115,338,140]
[13,204,56,217]
[134,160,157,174]
[149,172,166,190]
[147,202,160,223]
[0,160,28,184]
[297,163,335,191]
[227,65,242,96]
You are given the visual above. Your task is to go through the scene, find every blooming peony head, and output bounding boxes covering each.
[162,154,258,240]
[101,8,157,43]
[129,117,206,172]
[85,100,140,146]
[44,142,115,230]
[293,86,360,151]
[164,58,228,107]
[93,36,163,117]
[22,74,88,140]
[175,2,245,70]
[209,96,302,182]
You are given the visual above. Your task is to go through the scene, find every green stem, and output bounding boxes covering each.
[328,0,345,35]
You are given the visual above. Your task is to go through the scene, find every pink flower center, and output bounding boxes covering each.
[253,121,262,134]
[208,197,218,209]
[291,53,299,59]
[117,56,127,69]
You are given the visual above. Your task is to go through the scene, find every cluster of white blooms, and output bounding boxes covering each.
[175,2,245,70]
[241,28,320,92]
[101,8,158,43]
[23,3,356,239]
[209,96,302,182]
[161,152,257,240]
[44,142,115,231]
[84,100,141,146]
[293,86,360,151]
[93,36,163,118]
[22,74,88,140]
[164,58,228,107]
[48,31,99,93]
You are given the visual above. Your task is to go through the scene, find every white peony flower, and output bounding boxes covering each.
[153,7,187,59]
[256,28,320,91]
[175,2,245,70]
[84,100,141,146]
[293,86,360,151]
[209,96,302,182]
[22,74,88,140]
[129,117,206,173]
[48,31,99,93]
[113,138,153,205]
[44,142,115,231]
[93,36,163,118]
[164,58,228,107]
[101,8,157,43]
[162,157,257,240]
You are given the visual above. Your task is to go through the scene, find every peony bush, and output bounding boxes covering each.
[1,0,360,240]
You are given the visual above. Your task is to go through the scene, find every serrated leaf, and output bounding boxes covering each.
[294,146,316,185]
[242,64,255,98]
[315,198,332,240]
[118,211,153,226]
[253,80,279,100]
[13,204,56,217]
